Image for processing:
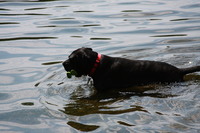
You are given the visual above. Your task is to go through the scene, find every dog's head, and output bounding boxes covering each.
[62,47,97,77]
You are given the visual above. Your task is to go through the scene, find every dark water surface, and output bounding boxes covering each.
[0,0,200,132]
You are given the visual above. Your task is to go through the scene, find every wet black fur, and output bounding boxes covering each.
[63,47,200,90]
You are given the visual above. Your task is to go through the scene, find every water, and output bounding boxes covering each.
[0,0,200,132]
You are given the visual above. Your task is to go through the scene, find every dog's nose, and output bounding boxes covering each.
[62,61,68,70]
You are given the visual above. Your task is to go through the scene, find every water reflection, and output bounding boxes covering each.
[67,121,99,132]
[0,93,11,100]
[21,102,34,106]
[39,78,198,132]
[113,10,178,18]
[0,0,200,132]
[151,34,187,37]
[73,10,94,13]
[62,100,148,116]
[0,22,19,24]
[0,37,57,42]
[160,37,200,44]
[43,81,179,116]
[41,61,62,65]
[0,109,43,125]
[181,3,200,9]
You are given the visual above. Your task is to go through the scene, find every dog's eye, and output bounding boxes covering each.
[68,55,72,60]
[69,57,76,63]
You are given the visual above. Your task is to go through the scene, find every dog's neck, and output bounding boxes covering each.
[89,53,102,76]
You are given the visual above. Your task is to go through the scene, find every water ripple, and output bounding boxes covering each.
[0,13,51,16]
[0,0,200,132]
[181,3,200,9]
[0,37,57,42]
[113,10,179,18]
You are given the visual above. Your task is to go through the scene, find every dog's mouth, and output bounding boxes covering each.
[66,70,82,78]
[66,69,79,78]
[62,60,82,78]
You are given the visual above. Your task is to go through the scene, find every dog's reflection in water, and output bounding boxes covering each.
[60,83,177,116]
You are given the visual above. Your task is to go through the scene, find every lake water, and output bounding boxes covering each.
[0,0,200,132]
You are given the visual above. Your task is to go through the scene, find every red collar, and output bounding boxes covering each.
[89,53,102,76]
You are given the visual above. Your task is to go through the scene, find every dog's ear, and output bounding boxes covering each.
[87,47,92,51]
[84,47,93,51]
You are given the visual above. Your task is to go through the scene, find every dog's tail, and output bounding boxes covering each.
[181,66,200,75]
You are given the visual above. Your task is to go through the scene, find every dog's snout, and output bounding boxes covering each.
[62,60,67,66]
[62,60,72,71]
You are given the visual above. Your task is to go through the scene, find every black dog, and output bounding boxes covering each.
[63,47,200,90]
